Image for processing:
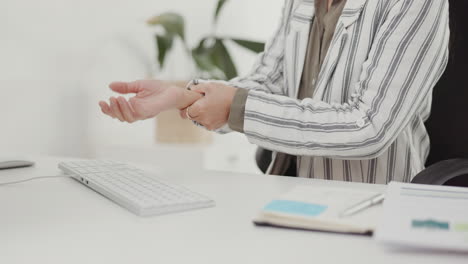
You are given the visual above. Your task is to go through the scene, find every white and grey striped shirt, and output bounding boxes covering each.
[212,0,450,183]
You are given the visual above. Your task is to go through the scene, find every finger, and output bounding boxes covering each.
[99,101,112,116]
[117,97,136,123]
[186,79,201,91]
[109,81,142,94]
[191,84,210,96]
[109,97,124,121]
[179,108,188,119]
[193,118,211,131]
[187,101,203,118]
[100,101,117,119]
[128,97,144,119]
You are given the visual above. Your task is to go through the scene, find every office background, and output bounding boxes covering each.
[0,0,283,173]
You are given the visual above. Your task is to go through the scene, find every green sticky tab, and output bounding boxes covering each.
[454,223,468,232]
[412,219,450,230]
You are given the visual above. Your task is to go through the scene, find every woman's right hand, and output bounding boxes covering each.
[99,80,203,123]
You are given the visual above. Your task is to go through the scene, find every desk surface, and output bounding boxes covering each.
[0,156,466,264]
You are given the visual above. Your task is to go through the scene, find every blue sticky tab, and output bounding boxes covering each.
[263,200,327,217]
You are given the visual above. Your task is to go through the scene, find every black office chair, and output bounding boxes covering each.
[257,1,468,187]
[411,0,468,187]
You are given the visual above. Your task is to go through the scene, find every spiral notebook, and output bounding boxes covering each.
[253,186,382,235]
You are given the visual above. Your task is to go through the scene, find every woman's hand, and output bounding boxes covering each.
[99,80,203,123]
[180,82,238,130]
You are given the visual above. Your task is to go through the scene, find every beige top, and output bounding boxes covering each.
[298,0,346,99]
[228,0,347,176]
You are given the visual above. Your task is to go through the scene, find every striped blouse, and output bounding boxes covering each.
[211,0,450,184]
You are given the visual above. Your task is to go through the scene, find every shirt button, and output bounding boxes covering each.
[356,119,365,128]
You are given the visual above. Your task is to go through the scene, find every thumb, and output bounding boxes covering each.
[109,81,142,94]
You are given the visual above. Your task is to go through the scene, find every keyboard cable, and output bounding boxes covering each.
[0,175,71,186]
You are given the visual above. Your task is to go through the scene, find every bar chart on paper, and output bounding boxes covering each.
[375,182,468,252]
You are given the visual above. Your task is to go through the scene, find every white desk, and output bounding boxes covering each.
[0,156,466,264]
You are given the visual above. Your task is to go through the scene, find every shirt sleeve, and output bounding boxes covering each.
[224,0,292,96]
[241,0,450,159]
[227,88,249,133]
[198,0,294,134]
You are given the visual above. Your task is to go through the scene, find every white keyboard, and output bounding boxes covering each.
[58,160,215,216]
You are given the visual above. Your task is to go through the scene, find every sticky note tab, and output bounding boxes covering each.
[264,200,327,217]
[411,219,450,230]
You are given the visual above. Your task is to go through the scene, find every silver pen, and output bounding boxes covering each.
[339,193,385,218]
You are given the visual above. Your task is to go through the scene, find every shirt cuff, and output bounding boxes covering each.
[228,88,249,133]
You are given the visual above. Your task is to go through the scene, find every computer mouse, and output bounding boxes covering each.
[0,159,35,170]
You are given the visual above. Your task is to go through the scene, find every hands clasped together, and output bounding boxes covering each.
[99,80,238,131]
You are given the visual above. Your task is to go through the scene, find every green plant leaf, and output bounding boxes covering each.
[193,53,225,80]
[156,34,174,67]
[214,0,229,23]
[147,12,185,40]
[193,38,210,54]
[231,38,265,53]
[212,39,238,80]
[192,50,217,72]
[192,38,216,71]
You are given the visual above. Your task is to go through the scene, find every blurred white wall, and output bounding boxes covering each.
[0,0,283,172]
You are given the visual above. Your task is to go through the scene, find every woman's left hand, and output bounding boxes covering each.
[180,82,238,130]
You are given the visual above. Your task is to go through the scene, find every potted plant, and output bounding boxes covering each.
[146,0,265,144]
[147,0,265,80]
